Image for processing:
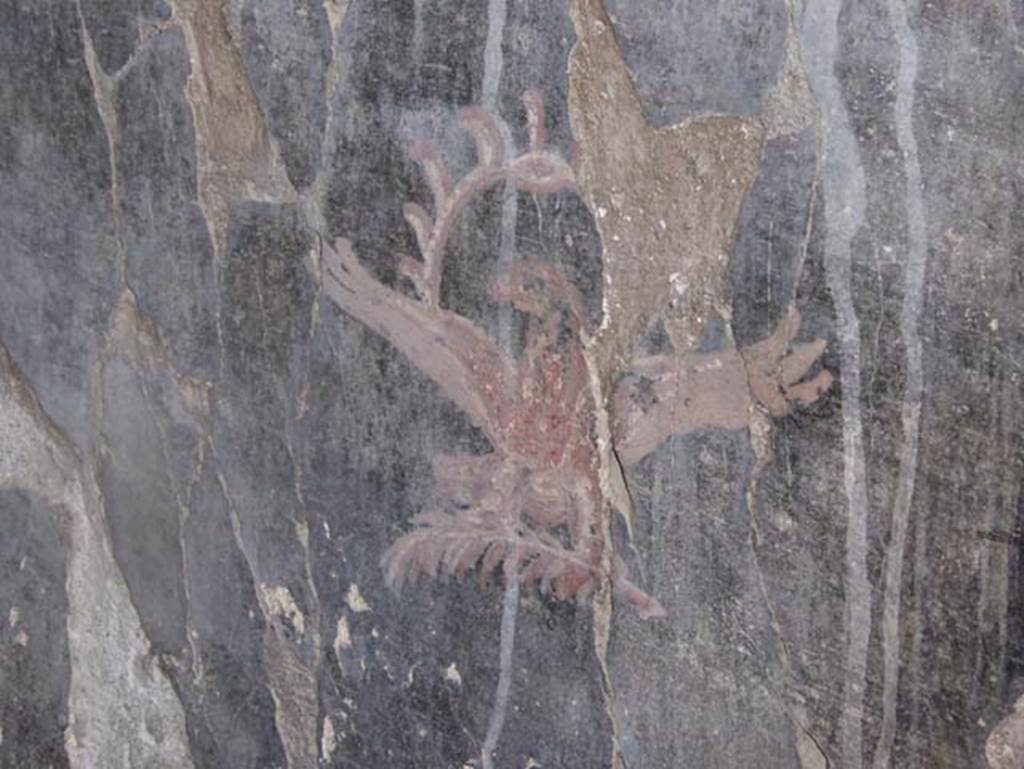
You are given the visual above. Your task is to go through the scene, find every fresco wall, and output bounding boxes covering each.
[1,1,1022,767]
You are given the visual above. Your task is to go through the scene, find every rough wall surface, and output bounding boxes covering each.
[1,1,1022,768]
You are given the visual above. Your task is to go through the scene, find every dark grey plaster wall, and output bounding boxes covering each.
[0,1,1022,768]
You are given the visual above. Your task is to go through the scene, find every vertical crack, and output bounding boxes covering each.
[74,0,128,288]
[582,346,630,769]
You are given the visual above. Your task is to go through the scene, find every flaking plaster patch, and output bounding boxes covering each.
[321,716,337,761]
[345,583,371,613]
[260,583,306,636]
[445,662,463,686]
[333,615,351,657]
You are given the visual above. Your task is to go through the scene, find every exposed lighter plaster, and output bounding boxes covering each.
[567,0,764,375]
[259,583,307,636]
[0,342,194,769]
[101,290,326,769]
[445,662,463,686]
[322,715,338,762]
[761,0,816,140]
[176,0,295,259]
[986,695,1024,769]
[345,582,372,613]
[564,3,776,766]
[334,614,352,655]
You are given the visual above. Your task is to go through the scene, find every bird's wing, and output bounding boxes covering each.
[321,237,517,445]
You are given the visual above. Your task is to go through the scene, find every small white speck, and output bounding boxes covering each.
[333,615,352,656]
[321,716,337,760]
[346,583,371,613]
[7,607,17,628]
[596,206,608,219]
[444,663,463,686]
[990,318,1000,331]
[14,630,28,647]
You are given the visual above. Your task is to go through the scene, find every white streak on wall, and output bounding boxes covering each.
[873,0,928,765]
[798,4,872,768]
[482,0,519,352]
[480,4,520,768]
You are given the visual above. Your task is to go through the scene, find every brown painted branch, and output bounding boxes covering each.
[414,152,575,306]
[613,309,833,466]
[401,93,575,307]
[382,509,664,617]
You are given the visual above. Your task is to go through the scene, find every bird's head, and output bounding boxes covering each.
[489,261,589,334]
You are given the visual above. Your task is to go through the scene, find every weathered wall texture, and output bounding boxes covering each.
[1,1,1022,768]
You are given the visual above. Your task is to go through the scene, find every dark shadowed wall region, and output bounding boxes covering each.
[1,1,1022,768]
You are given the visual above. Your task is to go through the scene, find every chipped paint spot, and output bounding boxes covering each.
[345,583,371,613]
[333,615,351,657]
[321,715,337,761]
[445,662,463,686]
[13,629,28,647]
[294,519,309,549]
[260,583,306,636]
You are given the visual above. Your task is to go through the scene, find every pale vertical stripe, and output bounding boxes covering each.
[873,0,927,765]
[798,3,873,767]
